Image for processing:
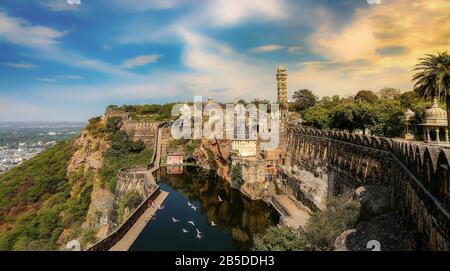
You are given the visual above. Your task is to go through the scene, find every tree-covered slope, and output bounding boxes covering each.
[0,140,93,250]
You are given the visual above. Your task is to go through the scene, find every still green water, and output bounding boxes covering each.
[130,167,279,251]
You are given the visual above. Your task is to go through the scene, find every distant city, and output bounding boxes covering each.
[0,122,85,174]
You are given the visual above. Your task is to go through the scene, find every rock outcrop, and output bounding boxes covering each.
[194,138,231,182]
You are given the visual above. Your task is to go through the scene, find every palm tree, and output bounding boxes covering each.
[413,52,450,129]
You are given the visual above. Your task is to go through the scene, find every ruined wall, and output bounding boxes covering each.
[283,125,450,250]
[121,120,158,145]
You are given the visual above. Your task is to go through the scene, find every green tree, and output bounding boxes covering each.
[413,52,450,129]
[378,87,401,99]
[292,89,318,112]
[399,91,420,108]
[329,99,355,132]
[369,99,405,137]
[355,90,378,103]
[352,102,375,135]
[302,105,330,129]
[230,163,244,187]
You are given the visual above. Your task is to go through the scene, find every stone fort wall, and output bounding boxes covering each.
[283,125,450,250]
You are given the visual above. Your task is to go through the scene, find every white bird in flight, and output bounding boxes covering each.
[188,221,195,226]
[195,228,202,235]
[211,221,217,226]
[187,201,192,207]
[182,229,189,233]
[172,217,179,223]
[191,205,198,211]
[196,233,203,239]
[218,195,223,202]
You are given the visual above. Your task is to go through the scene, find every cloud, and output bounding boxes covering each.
[297,0,450,96]
[36,78,57,83]
[59,75,83,79]
[0,11,64,48]
[287,46,303,54]
[98,0,181,11]
[2,62,38,69]
[121,54,163,69]
[40,0,81,11]
[249,45,285,53]
[198,0,287,26]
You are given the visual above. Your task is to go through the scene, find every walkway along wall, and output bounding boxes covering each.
[86,122,167,251]
[282,125,450,250]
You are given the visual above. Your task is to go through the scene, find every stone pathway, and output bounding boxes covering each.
[109,125,167,251]
[109,190,169,251]
[271,195,310,230]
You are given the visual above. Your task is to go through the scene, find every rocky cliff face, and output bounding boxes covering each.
[278,165,328,211]
[194,138,231,182]
[61,115,160,246]
[60,115,116,244]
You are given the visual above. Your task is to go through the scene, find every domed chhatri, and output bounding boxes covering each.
[419,98,448,143]
[404,109,416,140]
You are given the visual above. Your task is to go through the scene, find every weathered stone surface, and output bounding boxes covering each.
[354,185,390,216]
[334,212,406,251]
[334,229,357,251]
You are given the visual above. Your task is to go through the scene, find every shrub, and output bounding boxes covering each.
[253,196,361,251]
[253,226,309,251]
[106,116,123,133]
[305,197,361,251]
[230,163,244,187]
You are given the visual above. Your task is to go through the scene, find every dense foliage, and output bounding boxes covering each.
[299,89,435,137]
[108,103,179,121]
[253,226,309,251]
[0,141,94,250]
[99,131,153,191]
[117,190,143,224]
[253,197,361,251]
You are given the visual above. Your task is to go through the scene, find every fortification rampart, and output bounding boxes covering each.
[284,125,450,250]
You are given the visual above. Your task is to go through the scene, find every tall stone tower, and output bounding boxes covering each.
[276,66,288,149]
[276,65,288,110]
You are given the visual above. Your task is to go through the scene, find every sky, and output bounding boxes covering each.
[0,0,449,121]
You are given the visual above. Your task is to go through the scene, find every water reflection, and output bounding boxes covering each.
[130,166,279,251]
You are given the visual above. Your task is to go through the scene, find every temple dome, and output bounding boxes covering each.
[404,108,415,121]
[422,99,447,127]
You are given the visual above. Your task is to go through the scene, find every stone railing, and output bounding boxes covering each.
[285,125,450,250]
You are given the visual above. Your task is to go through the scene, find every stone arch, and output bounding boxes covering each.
[362,135,371,146]
[435,150,450,206]
[422,148,438,189]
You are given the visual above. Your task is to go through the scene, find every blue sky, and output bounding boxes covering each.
[0,0,448,121]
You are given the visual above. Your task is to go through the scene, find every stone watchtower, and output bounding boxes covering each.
[276,66,288,149]
[276,66,289,111]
